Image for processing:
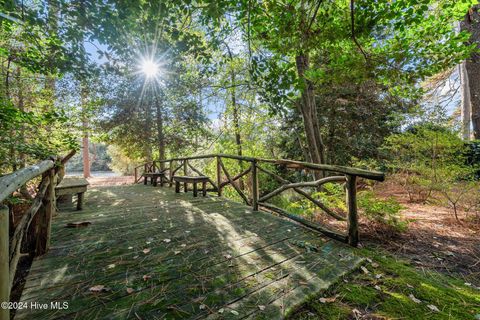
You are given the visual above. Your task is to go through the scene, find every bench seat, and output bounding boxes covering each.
[172,176,209,197]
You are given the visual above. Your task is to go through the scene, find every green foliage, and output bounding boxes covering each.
[358,191,408,233]
[383,124,479,220]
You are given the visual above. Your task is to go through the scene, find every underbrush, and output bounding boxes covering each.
[271,183,409,235]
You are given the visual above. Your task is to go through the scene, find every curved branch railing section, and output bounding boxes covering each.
[135,154,385,247]
[0,151,74,319]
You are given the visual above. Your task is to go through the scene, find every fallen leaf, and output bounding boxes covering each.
[224,254,232,259]
[319,296,337,303]
[360,266,369,274]
[128,246,133,250]
[152,218,158,221]
[371,262,379,268]
[181,244,187,247]
[89,285,110,293]
[107,264,115,269]
[374,285,381,291]
[366,258,373,263]
[258,305,266,311]
[465,282,472,286]
[133,255,139,259]
[407,284,414,289]
[185,230,191,233]
[230,310,239,315]
[143,248,151,254]
[143,275,151,281]
[352,308,362,318]
[199,304,206,310]
[427,304,440,312]
[126,288,134,294]
[375,274,383,279]
[174,251,181,255]
[218,308,224,314]
[409,294,421,304]
[163,239,171,243]
[146,241,151,244]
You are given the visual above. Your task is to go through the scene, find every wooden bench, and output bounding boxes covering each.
[143,172,167,187]
[55,177,89,210]
[172,176,209,197]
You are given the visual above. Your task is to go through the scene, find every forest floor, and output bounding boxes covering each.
[290,178,480,320]
[367,179,480,283]
[86,175,134,186]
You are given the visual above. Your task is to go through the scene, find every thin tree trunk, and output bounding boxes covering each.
[81,85,91,178]
[144,100,153,162]
[459,62,471,140]
[226,44,245,189]
[462,5,480,139]
[45,0,58,114]
[155,94,165,171]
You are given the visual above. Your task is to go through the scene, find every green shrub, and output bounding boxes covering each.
[357,191,408,233]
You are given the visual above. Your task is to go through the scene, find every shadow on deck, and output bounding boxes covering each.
[16,184,363,319]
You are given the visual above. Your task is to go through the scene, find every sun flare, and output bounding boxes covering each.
[140,59,159,78]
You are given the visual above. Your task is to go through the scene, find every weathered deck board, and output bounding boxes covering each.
[16,184,363,319]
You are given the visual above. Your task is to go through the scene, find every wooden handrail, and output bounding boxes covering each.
[0,151,74,310]
[135,154,384,181]
[0,159,55,203]
[134,154,385,247]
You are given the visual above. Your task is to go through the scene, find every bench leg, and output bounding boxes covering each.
[175,181,180,193]
[153,177,157,187]
[160,177,164,187]
[77,192,83,210]
[202,182,207,197]
[184,182,188,193]
[144,176,147,185]
[193,183,198,197]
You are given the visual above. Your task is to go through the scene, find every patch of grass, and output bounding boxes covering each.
[288,248,480,320]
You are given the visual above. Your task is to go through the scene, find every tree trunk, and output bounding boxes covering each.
[45,0,59,114]
[226,44,245,189]
[462,5,480,139]
[144,100,153,162]
[81,85,91,178]
[295,53,326,176]
[459,62,471,140]
[155,94,165,171]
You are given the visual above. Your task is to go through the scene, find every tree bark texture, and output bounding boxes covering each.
[462,5,480,139]
[295,53,326,178]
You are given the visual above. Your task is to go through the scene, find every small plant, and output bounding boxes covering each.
[357,191,408,233]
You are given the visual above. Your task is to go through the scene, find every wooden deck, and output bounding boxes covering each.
[16,184,363,319]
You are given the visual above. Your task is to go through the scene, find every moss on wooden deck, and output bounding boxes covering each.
[16,184,363,319]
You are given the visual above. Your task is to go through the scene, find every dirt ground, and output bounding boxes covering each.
[86,175,134,186]
[363,179,480,284]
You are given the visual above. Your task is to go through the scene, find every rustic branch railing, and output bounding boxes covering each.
[135,154,384,248]
[0,151,74,319]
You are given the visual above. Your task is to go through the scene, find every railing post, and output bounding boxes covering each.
[134,167,137,184]
[346,174,358,246]
[169,160,173,186]
[216,156,222,197]
[183,160,188,176]
[251,160,258,211]
[36,169,55,255]
[0,205,9,320]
